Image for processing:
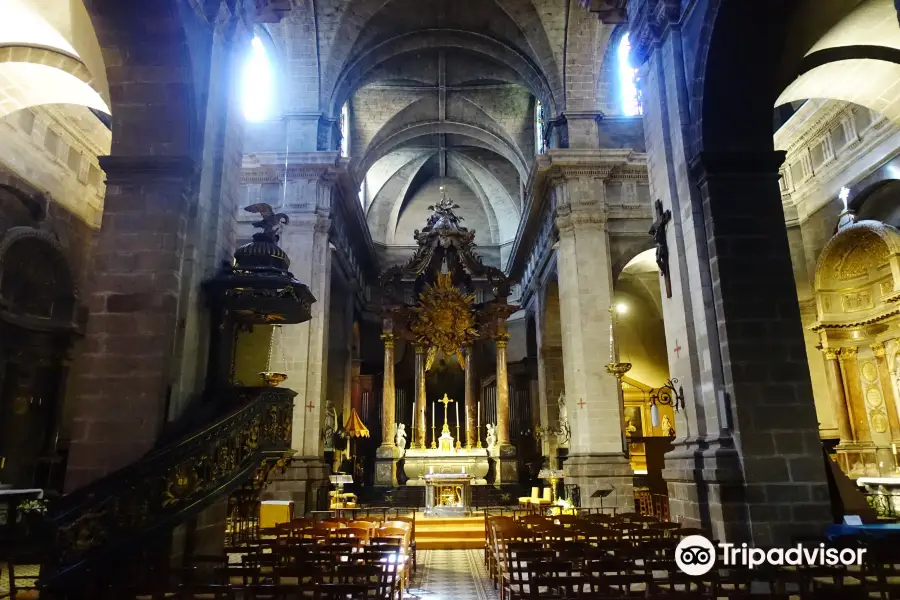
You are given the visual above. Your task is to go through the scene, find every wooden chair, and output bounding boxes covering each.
[5,561,40,600]
[533,488,553,512]
[385,515,416,573]
[518,487,539,510]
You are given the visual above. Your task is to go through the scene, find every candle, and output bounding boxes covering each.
[455,400,459,428]
[893,443,897,454]
[477,401,481,432]
[432,402,436,428]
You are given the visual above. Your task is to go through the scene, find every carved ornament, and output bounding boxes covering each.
[410,273,478,370]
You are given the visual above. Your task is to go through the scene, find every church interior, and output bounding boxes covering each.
[2,0,900,597]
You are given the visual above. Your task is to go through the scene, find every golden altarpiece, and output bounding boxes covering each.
[373,190,516,514]
[813,219,900,483]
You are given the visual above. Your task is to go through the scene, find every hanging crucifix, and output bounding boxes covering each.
[649,199,673,298]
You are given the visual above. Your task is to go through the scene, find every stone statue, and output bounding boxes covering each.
[395,423,408,451]
[556,392,570,446]
[661,414,675,437]
[485,423,496,452]
[322,401,337,450]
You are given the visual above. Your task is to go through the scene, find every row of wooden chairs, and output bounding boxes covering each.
[486,513,900,600]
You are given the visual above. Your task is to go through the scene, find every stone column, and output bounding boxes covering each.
[66,156,195,491]
[465,346,476,449]
[415,345,427,449]
[495,335,511,446]
[839,348,870,442]
[494,333,518,483]
[380,332,396,449]
[552,174,633,512]
[823,348,853,444]
[262,175,334,514]
[375,325,397,486]
[872,343,900,443]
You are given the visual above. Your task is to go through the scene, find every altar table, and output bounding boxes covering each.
[424,473,472,517]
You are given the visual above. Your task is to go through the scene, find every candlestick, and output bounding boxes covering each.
[476,401,482,448]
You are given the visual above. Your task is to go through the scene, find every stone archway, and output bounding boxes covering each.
[0,228,79,491]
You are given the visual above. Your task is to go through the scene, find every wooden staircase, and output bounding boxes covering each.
[416,516,485,550]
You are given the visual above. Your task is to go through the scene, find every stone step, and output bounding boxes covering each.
[416,537,485,550]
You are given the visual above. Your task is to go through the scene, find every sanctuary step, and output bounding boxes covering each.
[415,515,485,550]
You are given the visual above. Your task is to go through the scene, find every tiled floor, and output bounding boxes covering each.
[407,549,497,600]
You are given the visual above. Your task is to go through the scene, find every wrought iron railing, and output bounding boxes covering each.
[40,387,294,587]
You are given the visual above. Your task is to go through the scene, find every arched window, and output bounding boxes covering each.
[535,100,546,155]
[617,33,642,117]
[242,36,272,122]
[340,102,350,157]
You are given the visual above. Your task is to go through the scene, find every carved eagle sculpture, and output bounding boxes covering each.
[245,203,290,235]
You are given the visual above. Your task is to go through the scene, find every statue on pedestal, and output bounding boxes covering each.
[395,423,408,452]
[485,423,496,454]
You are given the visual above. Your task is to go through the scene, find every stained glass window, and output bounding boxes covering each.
[535,100,546,155]
[618,33,642,117]
[242,36,272,122]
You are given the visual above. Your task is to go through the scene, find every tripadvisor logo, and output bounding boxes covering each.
[675,535,867,576]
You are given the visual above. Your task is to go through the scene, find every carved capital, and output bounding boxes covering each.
[872,343,887,358]
[555,203,608,235]
[822,347,839,361]
[495,333,510,348]
[381,333,395,349]
[626,0,681,65]
[839,347,858,360]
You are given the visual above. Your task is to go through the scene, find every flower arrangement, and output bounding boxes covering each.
[17,498,47,514]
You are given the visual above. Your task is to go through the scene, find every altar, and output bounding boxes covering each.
[424,473,473,517]
[375,187,519,488]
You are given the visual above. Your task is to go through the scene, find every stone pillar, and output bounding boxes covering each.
[375,325,397,486]
[552,175,633,512]
[495,335,511,446]
[380,332,396,448]
[415,345,427,449]
[465,346,476,449]
[66,156,195,491]
[494,333,518,483]
[689,150,831,544]
[263,181,333,514]
[839,348,870,442]
[823,348,853,444]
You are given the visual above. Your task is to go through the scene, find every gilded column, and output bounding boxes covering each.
[839,347,870,442]
[823,347,853,444]
[414,345,427,448]
[465,346,476,448]
[380,332,396,448]
[496,335,510,447]
[872,343,900,442]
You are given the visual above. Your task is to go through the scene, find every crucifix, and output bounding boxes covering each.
[438,393,454,434]
[649,199,673,298]
[577,399,586,409]
[673,340,682,359]
[305,401,315,413]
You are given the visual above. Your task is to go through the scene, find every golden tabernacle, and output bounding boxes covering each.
[424,472,473,517]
